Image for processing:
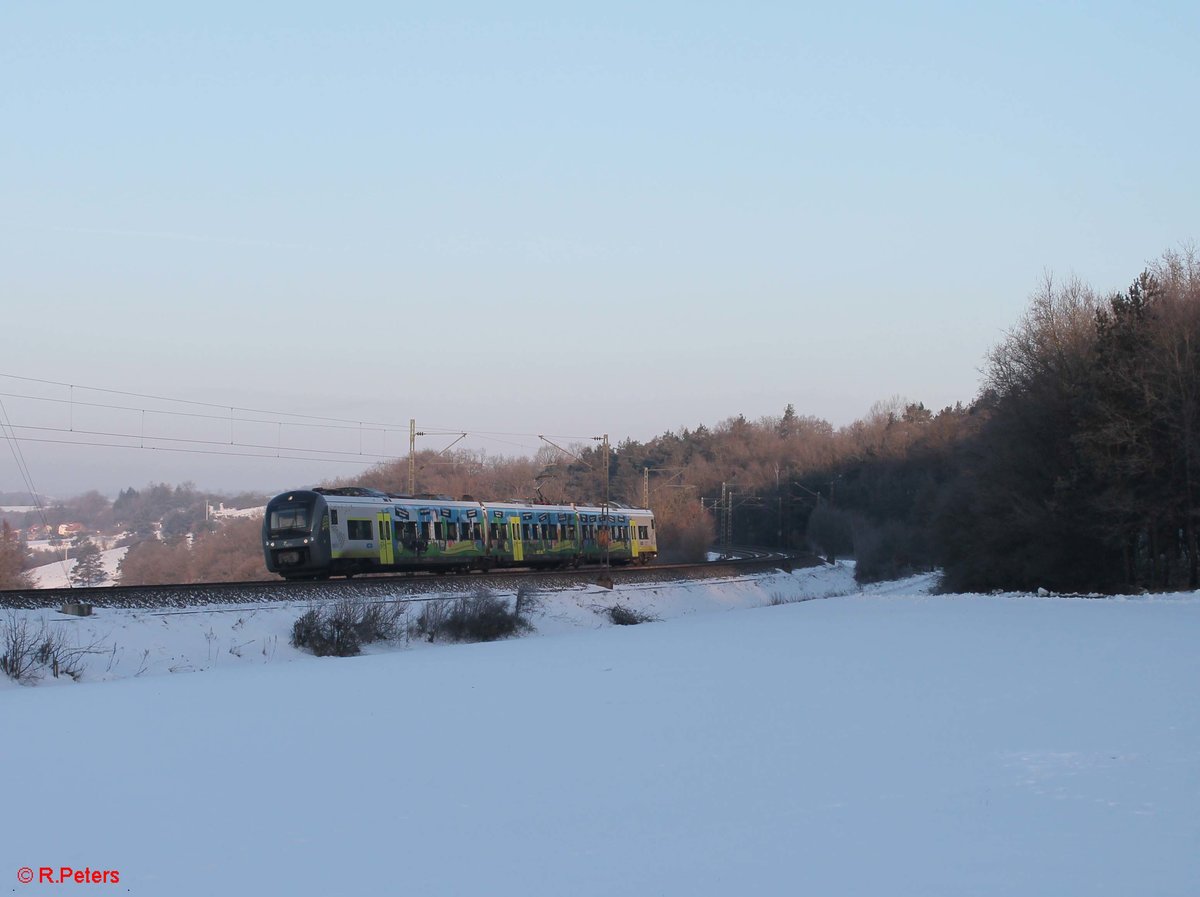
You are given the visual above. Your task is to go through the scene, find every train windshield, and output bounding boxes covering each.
[269,506,311,535]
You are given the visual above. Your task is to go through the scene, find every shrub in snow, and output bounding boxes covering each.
[354,600,407,643]
[290,599,406,657]
[512,585,544,621]
[414,592,531,643]
[606,604,657,626]
[1,612,105,684]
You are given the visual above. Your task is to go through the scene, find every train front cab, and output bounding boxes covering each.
[263,490,332,578]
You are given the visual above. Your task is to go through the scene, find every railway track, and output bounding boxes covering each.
[0,548,813,610]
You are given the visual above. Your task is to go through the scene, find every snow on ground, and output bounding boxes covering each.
[2,564,1198,896]
[3,564,860,684]
[29,545,128,588]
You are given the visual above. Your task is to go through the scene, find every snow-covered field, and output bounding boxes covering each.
[2,564,1197,895]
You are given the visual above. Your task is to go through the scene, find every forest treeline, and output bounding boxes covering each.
[355,248,1199,593]
[3,248,1196,593]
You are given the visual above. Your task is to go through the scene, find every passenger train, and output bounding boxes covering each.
[263,487,657,579]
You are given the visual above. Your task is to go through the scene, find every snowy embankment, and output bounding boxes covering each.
[3,565,1198,896]
[2,563,863,684]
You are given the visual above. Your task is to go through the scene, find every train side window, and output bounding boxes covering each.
[330,510,339,525]
[569,525,577,540]
[347,519,373,540]
[639,525,648,540]
[472,522,482,540]
[521,523,530,540]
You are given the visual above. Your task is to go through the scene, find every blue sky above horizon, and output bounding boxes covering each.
[2,1,1197,495]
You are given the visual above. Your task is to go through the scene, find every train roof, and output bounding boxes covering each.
[276,488,652,516]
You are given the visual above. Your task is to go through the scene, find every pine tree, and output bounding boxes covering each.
[69,537,107,587]
[778,403,798,438]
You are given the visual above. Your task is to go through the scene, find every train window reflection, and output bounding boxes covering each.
[270,507,309,533]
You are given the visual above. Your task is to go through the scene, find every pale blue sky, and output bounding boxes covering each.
[2,1,1197,496]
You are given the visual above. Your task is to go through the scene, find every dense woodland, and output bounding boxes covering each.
[2,248,1197,593]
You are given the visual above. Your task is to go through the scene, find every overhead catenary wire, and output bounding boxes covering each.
[7,423,403,461]
[0,372,411,430]
[0,373,607,447]
[0,396,74,585]
[0,370,610,497]
[3,434,389,466]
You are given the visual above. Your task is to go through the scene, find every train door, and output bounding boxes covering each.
[377,512,394,566]
[631,517,640,560]
[509,516,523,562]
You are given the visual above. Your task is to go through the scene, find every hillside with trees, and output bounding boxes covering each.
[3,247,1195,593]
[343,248,1198,593]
